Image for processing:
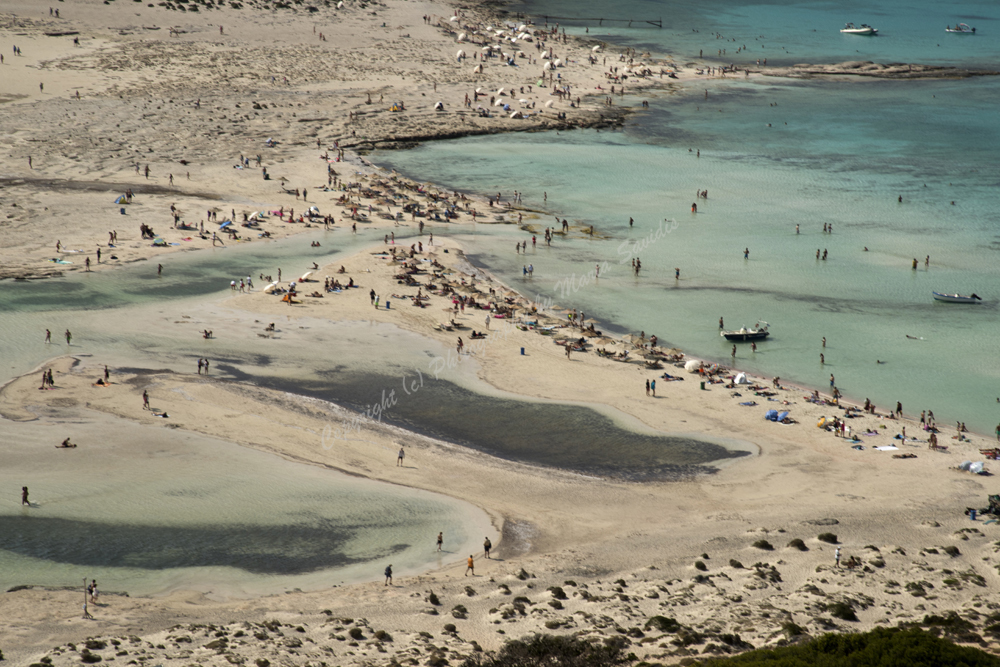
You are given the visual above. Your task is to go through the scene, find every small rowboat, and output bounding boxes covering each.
[932,291,982,303]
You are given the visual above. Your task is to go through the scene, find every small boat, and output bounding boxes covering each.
[722,321,770,342]
[841,23,878,35]
[932,291,982,303]
[946,23,975,34]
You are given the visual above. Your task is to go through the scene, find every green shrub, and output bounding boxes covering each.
[548,586,567,600]
[443,623,457,633]
[694,561,708,571]
[374,630,392,641]
[347,627,364,640]
[684,627,998,666]
[817,533,838,544]
[787,538,808,551]
[943,545,961,557]
[459,633,632,667]
[781,622,806,638]
[427,591,441,606]
[644,616,681,633]
[826,601,858,622]
[729,559,744,569]
[753,540,774,551]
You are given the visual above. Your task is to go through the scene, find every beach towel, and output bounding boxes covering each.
[740,401,758,407]
[875,446,899,451]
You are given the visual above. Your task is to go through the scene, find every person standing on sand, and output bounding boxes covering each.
[645,379,650,396]
[21,486,29,506]
[484,537,492,559]
[197,359,203,375]
[465,555,475,576]
[142,390,150,410]
[437,532,443,552]
[651,379,656,397]
[384,564,392,585]
[104,365,110,382]
[397,447,405,466]
[835,546,841,567]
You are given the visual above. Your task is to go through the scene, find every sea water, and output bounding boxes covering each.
[373,0,1000,433]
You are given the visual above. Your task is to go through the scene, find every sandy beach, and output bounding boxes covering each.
[3,0,1000,665]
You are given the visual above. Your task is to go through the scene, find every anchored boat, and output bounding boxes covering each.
[841,23,878,35]
[722,321,770,342]
[933,291,982,304]
[946,23,976,34]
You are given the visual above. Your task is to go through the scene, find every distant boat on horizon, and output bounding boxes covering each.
[841,23,878,35]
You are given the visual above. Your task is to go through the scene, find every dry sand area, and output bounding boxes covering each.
[4,240,1000,665]
[0,0,678,280]
[3,0,1000,665]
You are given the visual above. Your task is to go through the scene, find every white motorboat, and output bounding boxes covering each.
[841,23,878,35]
[932,291,982,304]
[721,321,770,342]
[946,23,976,34]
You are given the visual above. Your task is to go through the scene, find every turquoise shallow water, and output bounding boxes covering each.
[373,0,1000,434]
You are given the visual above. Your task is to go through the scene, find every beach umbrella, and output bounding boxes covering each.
[450,16,459,22]
[510,111,522,118]
[496,87,505,95]
[541,50,550,59]
[543,62,552,71]
[592,45,602,52]
[456,50,465,58]
[494,98,504,106]
[684,360,704,373]
[519,98,529,104]
[518,23,527,31]
[336,0,343,7]
[473,64,482,73]
[554,58,563,67]
[457,33,466,42]
[544,100,554,108]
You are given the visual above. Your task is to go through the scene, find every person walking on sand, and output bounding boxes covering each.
[21,486,29,506]
[197,359,203,375]
[104,365,109,382]
[65,329,72,345]
[142,390,150,410]
[397,447,405,466]
[651,379,656,397]
[437,532,443,552]
[645,379,650,396]
[384,564,392,586]
[465,555,475,576]
[484,537,492,559]
[835,546,841,568]
[45,329,51,343]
